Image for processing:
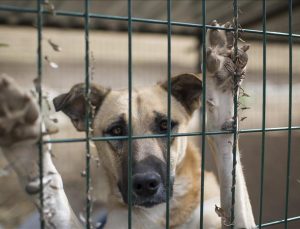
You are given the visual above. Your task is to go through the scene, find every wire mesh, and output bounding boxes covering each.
[0,0,299,228]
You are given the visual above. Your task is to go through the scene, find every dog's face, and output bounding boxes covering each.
[53,73,202,208]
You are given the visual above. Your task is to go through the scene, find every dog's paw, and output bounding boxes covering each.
[206,20,250,86]
[0,75,40,147]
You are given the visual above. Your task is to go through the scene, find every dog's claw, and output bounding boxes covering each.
[241,44,250,52]
[224,22,231,28]
[221,119,234,131]
[211,20,218,26]
[25,176,52,195]
[0,77,9,89]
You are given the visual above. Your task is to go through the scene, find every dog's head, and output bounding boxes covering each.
[53,73,202,208]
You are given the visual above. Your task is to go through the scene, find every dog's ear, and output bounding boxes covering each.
[161,73,202,115]
[53,83,109,131]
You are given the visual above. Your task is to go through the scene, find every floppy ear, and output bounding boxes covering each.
[161,73,202,115]
[53,83,109,131]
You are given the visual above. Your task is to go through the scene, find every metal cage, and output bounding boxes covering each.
[0,0,299,228]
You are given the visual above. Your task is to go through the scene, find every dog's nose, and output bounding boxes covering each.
[132,172,161,197]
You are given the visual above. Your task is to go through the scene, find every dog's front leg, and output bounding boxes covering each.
[205,21,256,229]
[0,75,82,229]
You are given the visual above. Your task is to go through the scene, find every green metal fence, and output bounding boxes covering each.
[0,0,299,228]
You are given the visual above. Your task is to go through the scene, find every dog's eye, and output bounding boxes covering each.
[159,120,176,132]
[109,126,124,136]
[160,120,168,131]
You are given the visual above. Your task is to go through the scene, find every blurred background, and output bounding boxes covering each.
[0,0,299,228]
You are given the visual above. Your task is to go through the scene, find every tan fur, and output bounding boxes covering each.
[169,142,201,228]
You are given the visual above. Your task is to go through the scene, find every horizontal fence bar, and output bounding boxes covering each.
[1,5,300,39]
[43,126,300,144]
[260,216,300,228]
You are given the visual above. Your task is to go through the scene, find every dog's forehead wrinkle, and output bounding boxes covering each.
[107,113,126,125]
[95,85,190,165]
[99,86,189,130]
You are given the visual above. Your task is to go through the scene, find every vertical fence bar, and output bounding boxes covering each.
[166,0,172,228]
[199,0,206,228]
[258,0,267,228]
[84,0,91,228]
[284,0,293,228]
[37,0,44,228]
[231,0,239,227]
[127,0,133,228]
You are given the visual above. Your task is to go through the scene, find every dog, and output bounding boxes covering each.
[0,21,256,228]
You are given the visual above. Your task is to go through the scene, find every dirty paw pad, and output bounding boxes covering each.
[0,75,39,146]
